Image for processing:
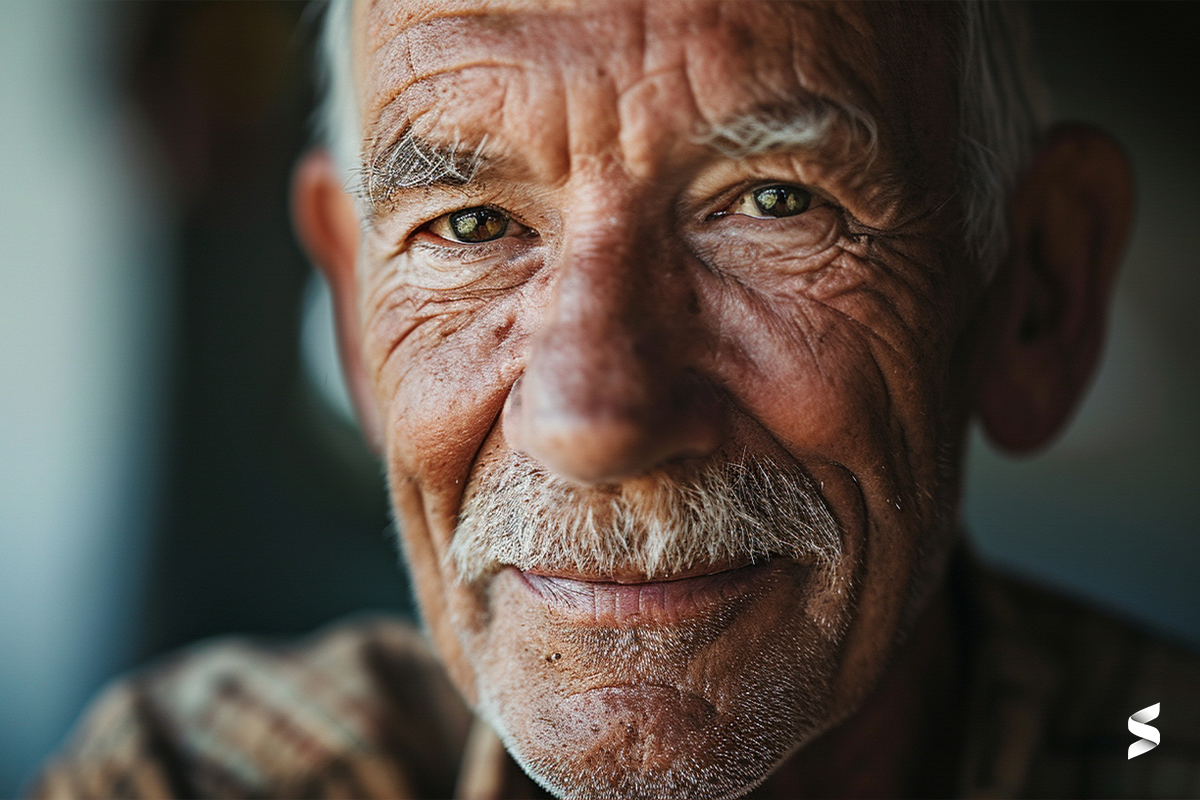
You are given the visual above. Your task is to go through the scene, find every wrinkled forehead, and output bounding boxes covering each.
[354,0,958,180]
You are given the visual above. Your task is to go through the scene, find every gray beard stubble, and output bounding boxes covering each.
[447,452,853,800]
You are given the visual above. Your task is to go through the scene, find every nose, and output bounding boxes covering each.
[502,229,724,484]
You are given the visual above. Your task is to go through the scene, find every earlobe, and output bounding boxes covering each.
[292,148,385,453]
[976,123,1134,454]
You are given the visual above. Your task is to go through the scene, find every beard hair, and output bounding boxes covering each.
[446,452,855,800]
[497,617,840,800]
[450,451,844,585]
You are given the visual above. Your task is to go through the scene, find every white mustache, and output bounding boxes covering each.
[451,452,843,584]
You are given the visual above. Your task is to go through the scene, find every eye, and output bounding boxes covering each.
[429,206,516,243]
[729,184,812,219]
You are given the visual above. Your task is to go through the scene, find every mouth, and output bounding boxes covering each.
[514,559,789,625]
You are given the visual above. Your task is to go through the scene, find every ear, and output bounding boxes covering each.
[292,148,385,453]
[975,123,1134,454]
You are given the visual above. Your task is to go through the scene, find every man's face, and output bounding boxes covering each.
[351,2,972,797]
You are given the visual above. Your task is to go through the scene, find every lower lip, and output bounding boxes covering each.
[515,561,785,625]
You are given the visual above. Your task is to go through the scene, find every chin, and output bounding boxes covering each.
[459,558,854,800]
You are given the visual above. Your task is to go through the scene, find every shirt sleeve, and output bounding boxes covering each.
[26,617,471,800]
[27,680,189,800]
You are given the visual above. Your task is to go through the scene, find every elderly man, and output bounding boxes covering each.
[33,1,1200,798]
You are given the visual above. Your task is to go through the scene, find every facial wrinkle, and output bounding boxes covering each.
[478,576,846,800]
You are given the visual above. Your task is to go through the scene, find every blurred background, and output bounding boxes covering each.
[0,2,1197,794]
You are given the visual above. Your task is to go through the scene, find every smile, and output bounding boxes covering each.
[514,560,788,625]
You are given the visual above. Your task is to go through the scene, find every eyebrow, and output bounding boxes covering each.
[358,97,879,211]
[359,129,492,210]
[696,98,879,163]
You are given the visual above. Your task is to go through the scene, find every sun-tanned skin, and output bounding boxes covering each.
[294,1,1133,797]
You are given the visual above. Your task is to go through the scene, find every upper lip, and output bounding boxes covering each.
[519,557,760,585]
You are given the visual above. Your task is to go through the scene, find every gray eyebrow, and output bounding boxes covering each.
[695,99,878,162]
[357,98,877,213]
[359,129,490,209]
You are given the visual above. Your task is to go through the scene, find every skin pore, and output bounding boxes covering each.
[294,1,1133,797]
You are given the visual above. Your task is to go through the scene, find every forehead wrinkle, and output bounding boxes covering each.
[358,0,928,223]
[364,18,531,137]
[362,0,564,60]
[363,13,612,177]
[603,4,707,180]
[365,6,627,103]
[670,4,880,168]
[366,61,524,143]
[367,8,663,186]
[364,0,591,33]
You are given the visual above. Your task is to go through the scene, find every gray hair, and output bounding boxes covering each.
[315,0,360,188]
[450,452,844,590]
[316,0,1048,277]
[957,1,1050,275]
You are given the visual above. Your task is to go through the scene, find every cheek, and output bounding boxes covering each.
[694,259,963,702]
[696,253,955,542]
[702,272,878,455]
[361,270,544,535]
[361,270,547,702]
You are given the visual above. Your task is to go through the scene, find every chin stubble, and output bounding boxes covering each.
[446,452,854,800]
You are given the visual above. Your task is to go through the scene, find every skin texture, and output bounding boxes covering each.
[293,2,1134,797]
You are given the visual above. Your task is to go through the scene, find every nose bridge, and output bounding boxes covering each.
[530,201,677,439]
[544,212,665,400]
[503,196,722,484]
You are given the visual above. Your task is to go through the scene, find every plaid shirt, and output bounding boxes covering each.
[29,562,1200,799]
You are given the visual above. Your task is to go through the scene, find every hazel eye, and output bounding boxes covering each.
[430,206,513,243]
[730,184,812,219]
